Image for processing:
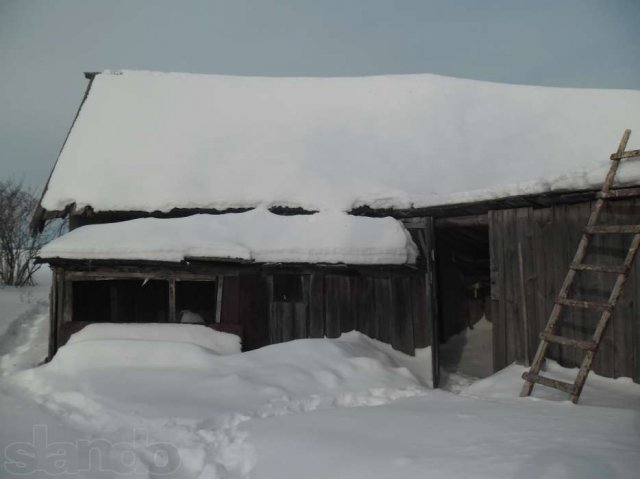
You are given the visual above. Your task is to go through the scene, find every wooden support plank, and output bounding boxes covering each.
[488,210,508,371]
[597,187,640,199]
[540,333,596,351]
[586,225,640,234]
[412,275,430,349]
[374,277,393,344]
[570,263,628,274]
[609,149,640,160]
[220,275,240,325]
[62,278,73,326]
[168,279,176,323]
[48,269,58,360]
[308,273,325,338]
[522,372,576,395]
[555,298,612,311]
[324,275,349,338]
[392,276,415,355]
[215,275,224,324]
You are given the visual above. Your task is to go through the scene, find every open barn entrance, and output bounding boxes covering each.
[435,217,493,380]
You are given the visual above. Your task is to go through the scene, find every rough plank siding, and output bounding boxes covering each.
[264,271,429,356]
[238,275,269,351]
[308,273,325,338]
[490,198,640,381]
[221,276,240,325]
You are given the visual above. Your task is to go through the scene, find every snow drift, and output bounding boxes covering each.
[4,322,640,478]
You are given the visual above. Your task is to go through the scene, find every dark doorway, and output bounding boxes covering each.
[435,221,493,379]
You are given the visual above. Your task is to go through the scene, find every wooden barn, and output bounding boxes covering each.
[32,70,640,386]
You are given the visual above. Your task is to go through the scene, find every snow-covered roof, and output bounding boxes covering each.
[41,70,640,214]
[39,209,418,265]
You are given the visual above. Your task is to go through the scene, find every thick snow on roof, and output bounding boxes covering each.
[41,70,640,213]
[40,209,418,264]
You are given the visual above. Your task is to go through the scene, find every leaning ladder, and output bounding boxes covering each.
[521,129,640,403]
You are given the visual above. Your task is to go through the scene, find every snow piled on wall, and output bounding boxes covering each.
[41,70,640,214]
[39,208,418,264]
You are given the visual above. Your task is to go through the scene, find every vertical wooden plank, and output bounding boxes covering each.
[280,303,294,342]
[293,301,307,339]
[221,276,241,325]
[215,276,225,324]
[412,274,429,349]
[489,210,506,371]
[168,279,176,323]
[309,273,325,338]
[633,211,640,382]
[270,302,284,343]
[606,199,632,378]
[351,275,376,339]
[62,277,73,326]
[48,268,58,360]
[424,217,440,387]
[55,269,65,349]
[324,275,339,338]
[513,207,529,364]
[324,275,351,337]
[238,275,269,351]
[392,276,415,355]
[341,277,354,333]
[374,277,393,344]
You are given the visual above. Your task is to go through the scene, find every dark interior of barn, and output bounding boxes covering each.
[435,222,493,377]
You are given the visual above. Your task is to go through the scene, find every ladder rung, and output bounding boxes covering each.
[610,149,640,160]
[521,372,576,395]
[598,187,640,199]
[556,298,612,312]
[540,333,597,351]
[570,263,629,274]
[585,225,640,234]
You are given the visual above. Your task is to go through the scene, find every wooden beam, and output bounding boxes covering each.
[435,214,488,228]
[610,149,640,160]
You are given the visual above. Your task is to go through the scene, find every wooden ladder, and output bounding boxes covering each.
[520,129,640,403]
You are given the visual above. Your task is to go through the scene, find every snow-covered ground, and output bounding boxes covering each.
[440,315,494,386]
[1,277,639,478]
[0,267,50,377]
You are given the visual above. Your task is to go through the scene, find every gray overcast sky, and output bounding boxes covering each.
[1,0,639,189]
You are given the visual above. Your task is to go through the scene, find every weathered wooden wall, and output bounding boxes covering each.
[264,272,430,355]
[52,266,430,357]
[490,199,640,382]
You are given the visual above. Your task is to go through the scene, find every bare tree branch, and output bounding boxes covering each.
[0,179,65,286]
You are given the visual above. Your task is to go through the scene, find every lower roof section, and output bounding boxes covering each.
[39,208,418,266]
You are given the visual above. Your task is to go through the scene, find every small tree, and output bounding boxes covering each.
[0,180,63,286]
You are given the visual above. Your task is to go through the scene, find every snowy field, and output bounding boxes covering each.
[1,274,639,478]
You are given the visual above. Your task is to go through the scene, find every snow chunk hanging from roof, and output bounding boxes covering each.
[39,209,418,265]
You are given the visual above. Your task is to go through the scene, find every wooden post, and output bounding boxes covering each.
[407,217,440,389]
